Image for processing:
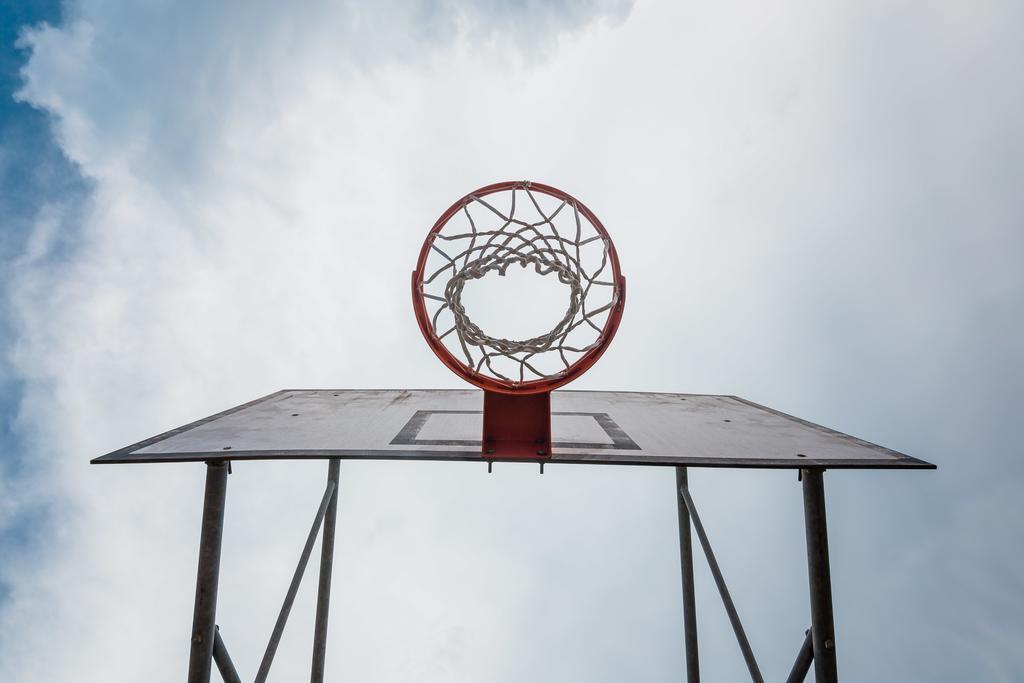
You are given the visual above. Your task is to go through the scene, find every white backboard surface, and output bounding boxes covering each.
[93,390,933,469]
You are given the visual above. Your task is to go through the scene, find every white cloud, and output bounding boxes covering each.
[3,0,1023,681]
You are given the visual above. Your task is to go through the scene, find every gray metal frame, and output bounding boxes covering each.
[674,466,840,683]
[186,459,342,683]
[97,389,933,681]
[181,460,847,682]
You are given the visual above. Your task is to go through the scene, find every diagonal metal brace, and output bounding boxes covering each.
[677,482,764,683]
[254,478,338,683]
[785,628,814,683]
[212,625,242,683]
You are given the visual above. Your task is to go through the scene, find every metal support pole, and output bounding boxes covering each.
[785,629,814,683]
[187,461,229,683]
[678,483,764,683]
[675,467,700,682]
[802,469,838,682]
[310,459,341,683]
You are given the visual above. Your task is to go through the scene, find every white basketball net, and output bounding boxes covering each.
[418,183,621,384]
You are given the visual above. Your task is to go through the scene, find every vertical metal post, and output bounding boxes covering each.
[187,461,229,683]
[311,459,341,683]
[675,467,700,682]
[802,469,838,683]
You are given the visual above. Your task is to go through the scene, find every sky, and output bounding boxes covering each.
[1,0,1022,681]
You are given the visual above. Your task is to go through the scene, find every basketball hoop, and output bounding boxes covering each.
[93,186,932,683]
[412,181,626,459]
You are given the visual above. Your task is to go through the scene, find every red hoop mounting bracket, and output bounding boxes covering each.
[483,391,551,460]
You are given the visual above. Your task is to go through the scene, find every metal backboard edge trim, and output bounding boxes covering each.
[91,449,935,470]
[90,389,290,464]
[726,395,934,468]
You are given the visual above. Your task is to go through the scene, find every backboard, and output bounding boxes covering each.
[93,389,933,469]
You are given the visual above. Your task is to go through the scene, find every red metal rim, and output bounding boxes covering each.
[412,181,625,395]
